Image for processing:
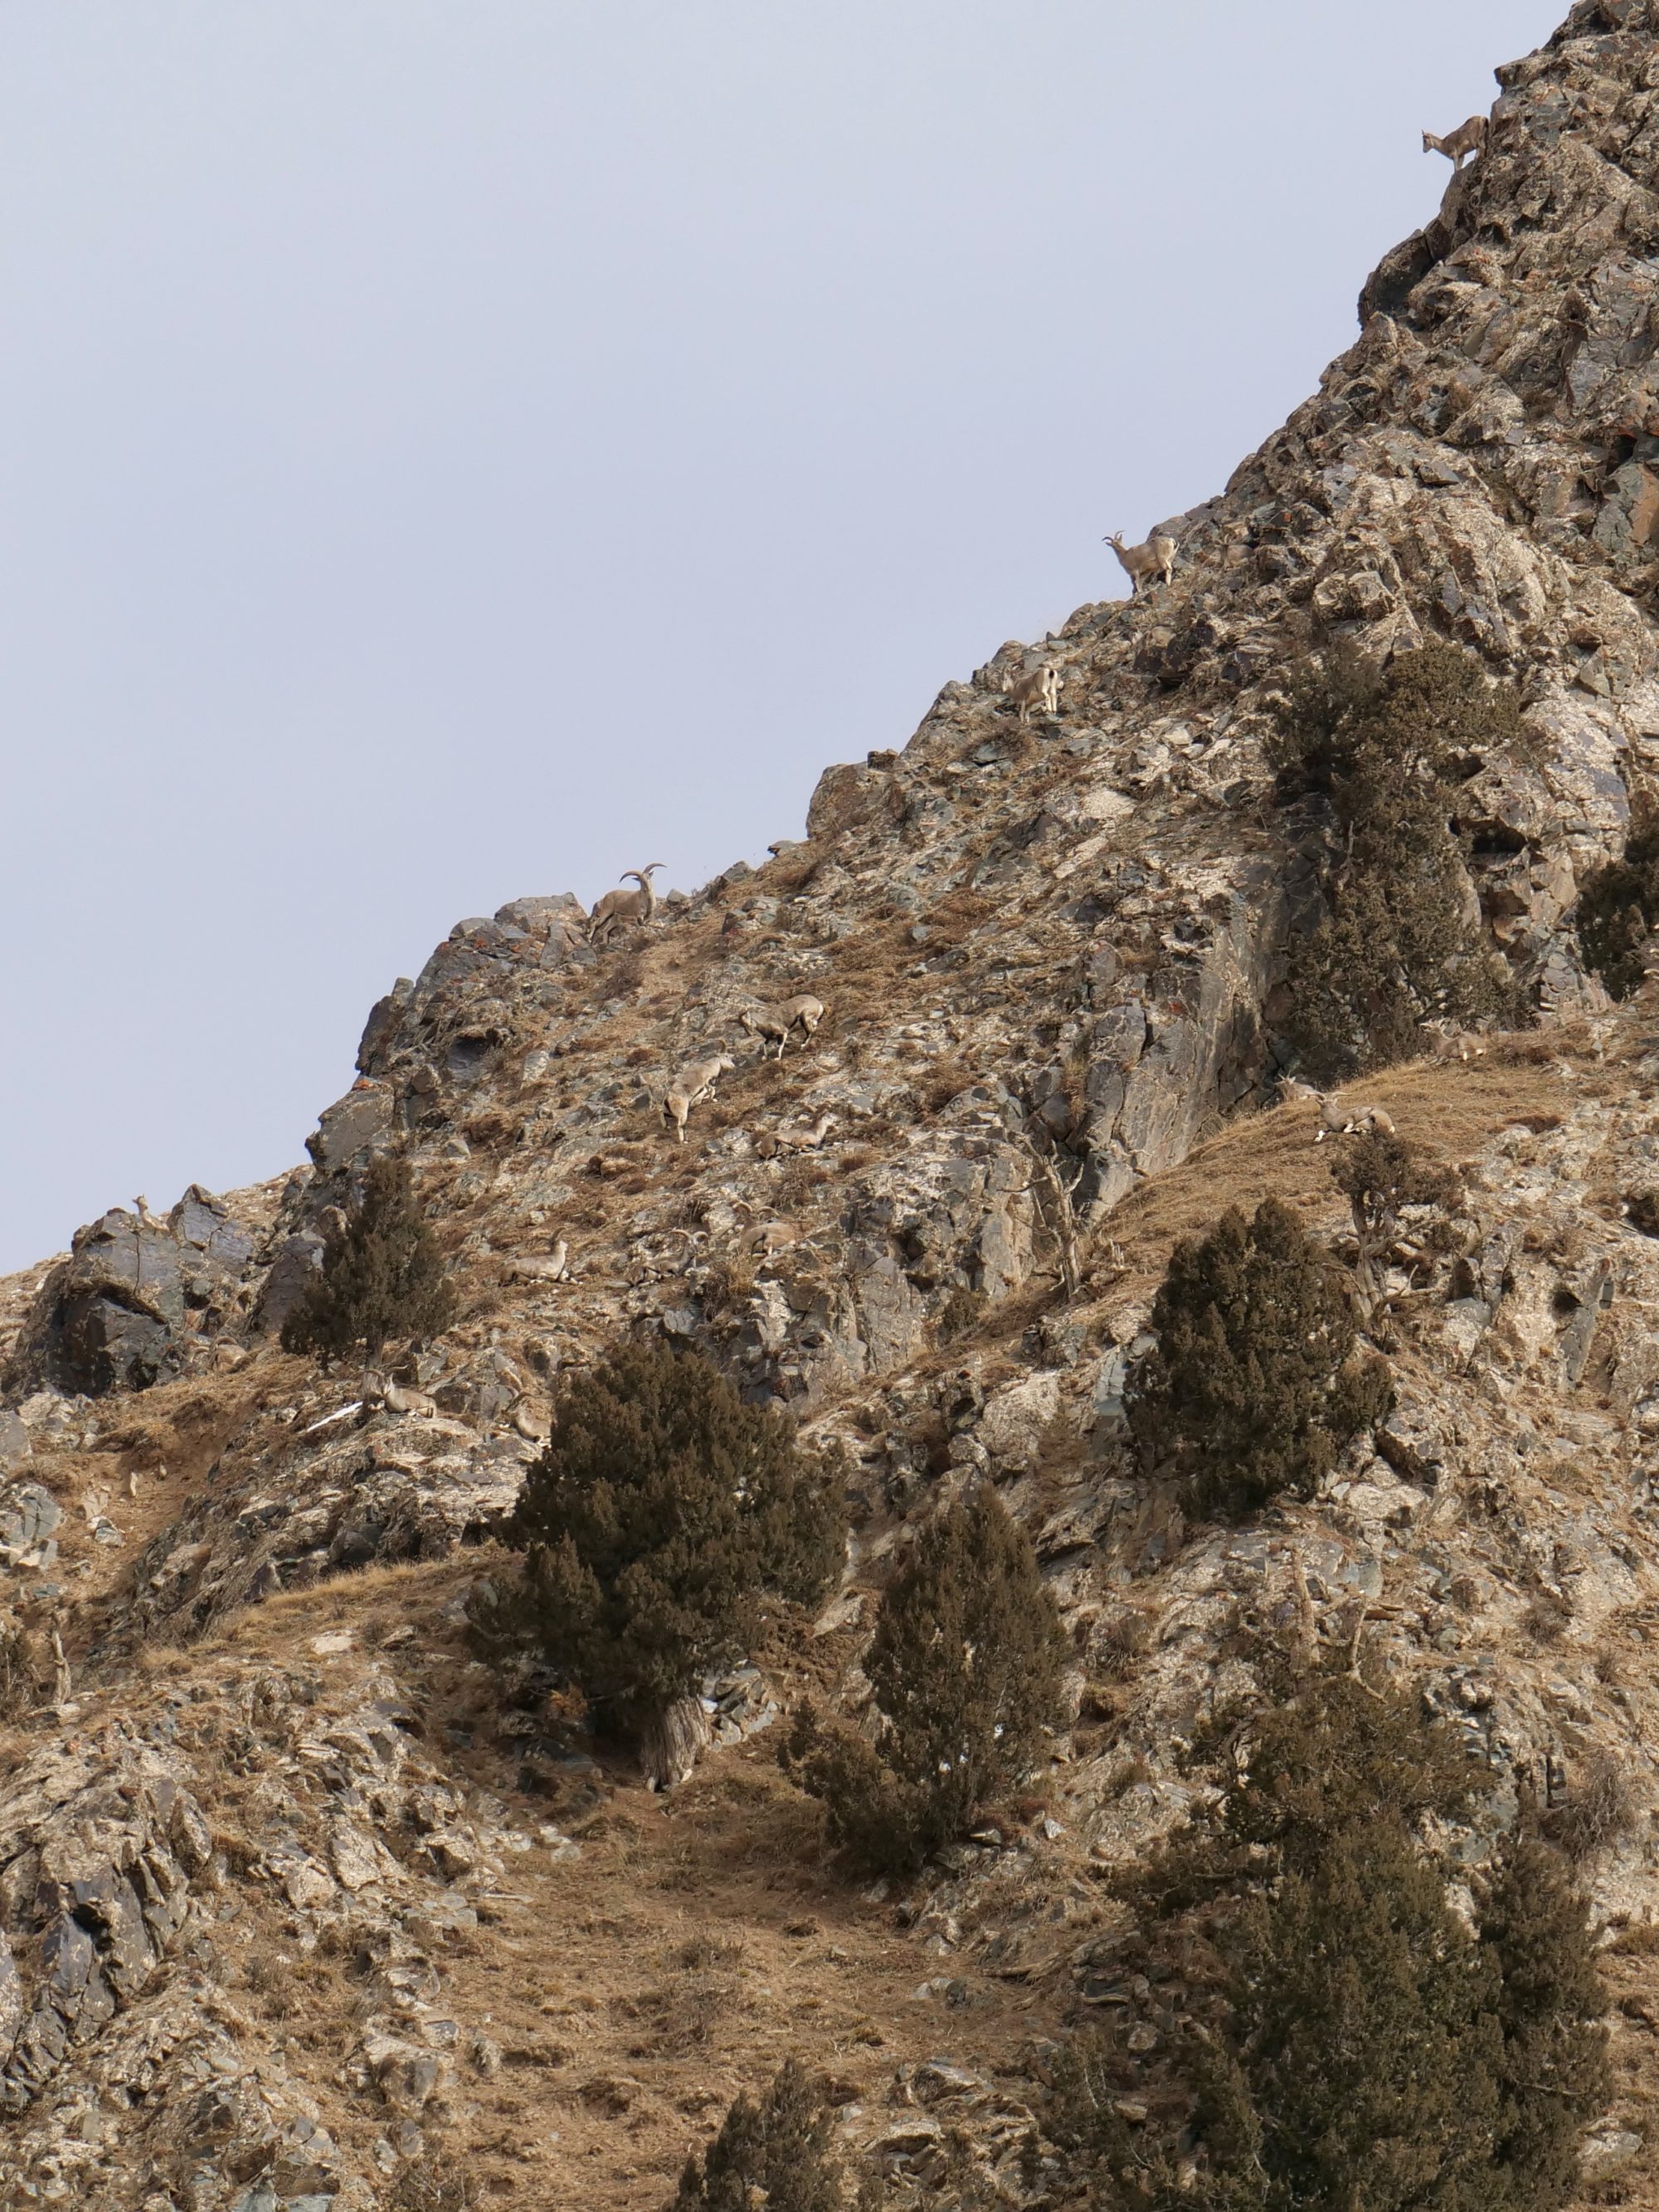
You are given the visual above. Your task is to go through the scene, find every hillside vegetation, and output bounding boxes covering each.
[6,5,1659,2206]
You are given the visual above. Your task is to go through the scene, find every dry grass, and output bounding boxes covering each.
[430,1731,1063,2205]
[109,1555,1072,2211]
[1090,1053,1575,1304]
[1547,1753,1642,1864]
[918,1057,978,1116]
[1091,1607,1156,1682]
[386,2159,479,2212]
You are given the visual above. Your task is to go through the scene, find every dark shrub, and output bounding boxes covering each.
[1193,1822,1504,2211]
[1576,813,1659,999]
[280,1153,456,1369]
[1126,1198,1384,1520]
[489,1344,845,1743]
[1131,1659,1481,1916]
[1479,1826,1611,2209]
[1270,644,1525,1080]
[784,1487,1068,1876]
[669,2059,859,2212]
[1044,1659,1608,2212]
[1267,639,1528,796]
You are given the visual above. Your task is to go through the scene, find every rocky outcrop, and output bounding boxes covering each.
[4,1188,260,1398]
[0,1736,212,2115]
[212,7,1659,1427]
[128,1399,528,1636]
[0,1654,557,2210]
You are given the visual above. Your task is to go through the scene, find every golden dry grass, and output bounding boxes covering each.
[145,1558,1074,2212]
[1097,1053,1577,1300]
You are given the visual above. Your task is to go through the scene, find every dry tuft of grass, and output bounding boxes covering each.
[1548,1753,1642,1865]
[919,1057,977,1116]
[1091,1607,1155,1681]
[386,2155,478,2212]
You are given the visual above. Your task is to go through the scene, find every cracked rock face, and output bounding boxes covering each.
[5,1187,270,1400]
[0,1737,212,2116]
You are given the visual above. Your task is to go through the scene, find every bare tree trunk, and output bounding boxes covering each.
[1347,1193,1393,1324]
[1023,1135,1082,1300]
[640,1695,711,1791]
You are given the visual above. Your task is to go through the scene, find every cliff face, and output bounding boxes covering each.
[8,5,1659,2207]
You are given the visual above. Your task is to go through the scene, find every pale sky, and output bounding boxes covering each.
[0,1,1568,1271]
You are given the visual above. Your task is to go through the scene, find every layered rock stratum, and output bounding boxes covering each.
[9,3,1659,2204]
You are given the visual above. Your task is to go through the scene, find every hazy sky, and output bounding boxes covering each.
[0,1,1567,1271]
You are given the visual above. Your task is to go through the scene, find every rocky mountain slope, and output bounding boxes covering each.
[9,3,1659,2205]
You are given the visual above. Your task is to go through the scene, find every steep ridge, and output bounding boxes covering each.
[8,3,1659,2205]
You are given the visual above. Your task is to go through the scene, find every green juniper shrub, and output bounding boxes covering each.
[1268,644,1526,1081]
[1128,1656,1481,1918]
[280,1151,457,1369]
[1479,1822,1611,2209]
[1190,1821,1506,2212]
[482,1343,845,1743]
[1168,1823,1608,2212]
[1575,809,1659,999]
[783,1486,1068,1877]
[1126,1198,1388,1521]
[1043,1657,1608,2212]
[1202,1659,1477,1866]
[669,2058,870,2212]
[1267,639,1530,797]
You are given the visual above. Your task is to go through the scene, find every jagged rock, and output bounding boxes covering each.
[4,1188,264,1398]
[306,1084,395,1174]
[979,1373,1063,1474]
[252,1232,324,1334]
[0,1482,60,1568]
[912,2059,986,2104]
[0,1739,211,2113]
[362,2024,444,2112]
[0,1412,32,1476]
